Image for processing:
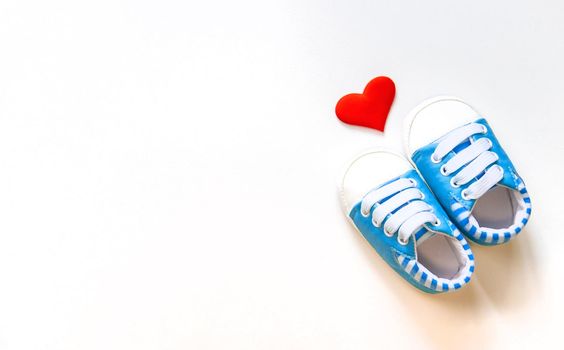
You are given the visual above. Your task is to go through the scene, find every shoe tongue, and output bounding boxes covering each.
[453,139,471,153]
[414,226,435,245]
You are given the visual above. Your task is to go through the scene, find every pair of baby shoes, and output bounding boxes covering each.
[339,97,532,293]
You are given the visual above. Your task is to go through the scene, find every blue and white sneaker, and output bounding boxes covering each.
[339,149,475,293]
[404,97,532,246]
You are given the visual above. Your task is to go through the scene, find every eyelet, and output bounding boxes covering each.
[361,208,370,217]
[440,165,448,176]
[431,154,441,164]
[480,125,488,134]
[371,217,380,228]
[409,178,418,187]
[461,190,470,200]
[397,236,409,246]
[384,226,394,237]
[433,218,441,226]
[486,138,493,148]
[450,178,460,188]
[419,191,425,200]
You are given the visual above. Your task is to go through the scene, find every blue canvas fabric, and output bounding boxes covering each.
[411,118,532,245]
[348,169,474,293]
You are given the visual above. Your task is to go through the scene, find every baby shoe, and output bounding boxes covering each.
[404,96,531,246]
[339,149,475,293]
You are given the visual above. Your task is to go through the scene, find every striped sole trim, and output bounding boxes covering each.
[451,182,531,245]
[394,229,475,293]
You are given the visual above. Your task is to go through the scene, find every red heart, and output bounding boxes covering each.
[335,76,395,132]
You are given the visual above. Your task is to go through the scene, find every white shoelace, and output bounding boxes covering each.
[360,178,439,245]
[431,123,504,200]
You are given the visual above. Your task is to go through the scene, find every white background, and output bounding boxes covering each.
[0,0,563,349]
